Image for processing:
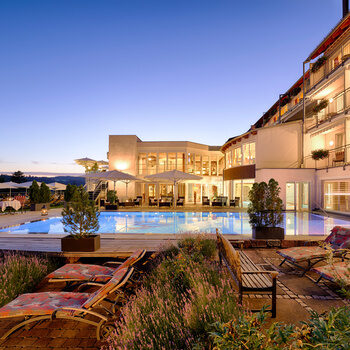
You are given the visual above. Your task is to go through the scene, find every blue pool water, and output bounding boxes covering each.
[1,212,350,235]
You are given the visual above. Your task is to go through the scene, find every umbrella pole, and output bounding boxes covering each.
[174,180,176,209]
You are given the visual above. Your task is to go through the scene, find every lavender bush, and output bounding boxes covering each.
[0,253,55,307]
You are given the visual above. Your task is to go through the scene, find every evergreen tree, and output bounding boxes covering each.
[29,181,40,203]
[64,184,78,202]
[11,171,26,184]
[61,186,100,238]
[40,183,51,203]
[0,175,5,183]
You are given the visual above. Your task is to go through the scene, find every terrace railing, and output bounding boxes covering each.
[304,144,349,169]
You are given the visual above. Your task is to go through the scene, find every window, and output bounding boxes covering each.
[147,153,157,175]
[187,153,194,173]
[195,155,201,175]
[168,153,176,170]
[138,153,147,175]
[159,153,166,172]
[324,181,350,212]
[211,157,217,176]
[202,156,209,175]
[242,144,250,165]
[233,148,242,166]
[177,153,185,172]
[226,151,232,168]
[250,143,256,163]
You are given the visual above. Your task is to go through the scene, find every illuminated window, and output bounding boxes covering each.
[147,153,157,175]
[226,151,232,168]
[202,156,209,175]
[159,153,166,172]
[168,153,176,170]
[187,153,194,173]
[195,154,201,175]
[211,157,217,176]
[138,153,147,175]
[177,153,185,172]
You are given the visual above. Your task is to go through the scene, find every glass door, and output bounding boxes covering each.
[286,182,309,211]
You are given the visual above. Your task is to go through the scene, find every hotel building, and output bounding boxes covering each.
[81,3,350,215]
[222,9,350,214]
[107,135,224,204]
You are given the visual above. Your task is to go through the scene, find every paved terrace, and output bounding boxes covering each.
[0,248,347,349]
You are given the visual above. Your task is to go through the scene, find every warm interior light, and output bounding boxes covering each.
[329,98,334,103]
[329,140,334,146]
[115,162,128,171]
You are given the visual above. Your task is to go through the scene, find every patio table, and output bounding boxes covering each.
[0,200,21,211]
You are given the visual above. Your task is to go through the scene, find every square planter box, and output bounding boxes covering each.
[252,227,285,240]
[61,234,101,252]
[30,203,50,211]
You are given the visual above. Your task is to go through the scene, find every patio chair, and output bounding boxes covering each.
[134,196,142,206]
[159,196,173,207]
[277,226,350,276]
[149,197,157,206]
[47,249,146,285]
[0,267,133,341]
[202,196,210,206]
[177,196,184,206]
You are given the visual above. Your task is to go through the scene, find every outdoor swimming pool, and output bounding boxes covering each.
[1,211,350,235]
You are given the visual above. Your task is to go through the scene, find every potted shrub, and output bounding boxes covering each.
[61,186,100,252]
[313,99,328,114]
[105,190,118,210]
[248,179,284,239]
[311,149,329,161]
[311,56,327,73]
[29,181,51,211]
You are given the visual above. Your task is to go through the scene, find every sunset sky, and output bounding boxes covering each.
[0,0,343,174]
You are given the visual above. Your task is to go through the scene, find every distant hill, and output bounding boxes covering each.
[0,174,85,186]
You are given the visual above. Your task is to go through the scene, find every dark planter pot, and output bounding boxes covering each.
[30,203,50,211]
[61,234,101,252]
[252,227,285,240]
[105,204,118,210]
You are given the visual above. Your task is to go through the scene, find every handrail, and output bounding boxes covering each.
[312,201,330,218]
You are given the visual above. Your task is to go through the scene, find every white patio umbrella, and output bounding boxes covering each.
[0,182,21,197]
[85,170,139,198]
[145,170,202,207]
[14,181,42,188]
[47,182,67,191]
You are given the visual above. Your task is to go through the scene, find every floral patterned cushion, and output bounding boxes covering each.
[277,246,327,262]
[325,226,350,249]
[312,262,350,285]
[0,292,90,319]
[82,267,128,309]
[277,226,350,263]
[47,264,115,282]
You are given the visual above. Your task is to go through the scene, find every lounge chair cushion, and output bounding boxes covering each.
[277,226,350,263]
[0,292,90,318]
[82,267,128,309]
[47,264,115,282]
[277,246,327,263]
[47,249,144,282]
[312,262,350,285]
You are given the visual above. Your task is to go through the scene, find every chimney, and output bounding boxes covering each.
[343,0,349,18]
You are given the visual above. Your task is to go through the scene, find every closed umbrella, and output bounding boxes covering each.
[145,170,202,207]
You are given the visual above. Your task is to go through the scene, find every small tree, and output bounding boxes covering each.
[11,171,26,184]
[64,184,78,202]
[29,181,41,204]
[39,183,51,203]
[61,186,100,238]
[107,190,117,204]
[247,179,283,228]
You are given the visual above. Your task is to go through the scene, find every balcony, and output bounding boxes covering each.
[304,144,349,169]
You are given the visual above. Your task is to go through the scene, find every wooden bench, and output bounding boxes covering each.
[333,151,345,166]
[216,230,278,317]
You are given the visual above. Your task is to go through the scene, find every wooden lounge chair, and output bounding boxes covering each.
[312,261,350,285]
[47,249,146,285]
[0,267,133,341]
[277,226,350,276]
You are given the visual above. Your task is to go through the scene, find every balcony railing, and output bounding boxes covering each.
[304,144,349,169]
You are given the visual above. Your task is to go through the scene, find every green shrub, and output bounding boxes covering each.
[107,190,117,204]
[210,308,293,350]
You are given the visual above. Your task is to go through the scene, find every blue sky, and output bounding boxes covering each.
[0,0,343,174]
